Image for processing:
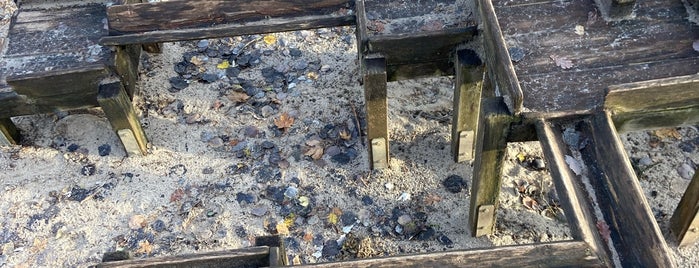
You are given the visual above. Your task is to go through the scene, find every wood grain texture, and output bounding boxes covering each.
[469,97,514,236]
[300,241,603,267]
[476,0,524,115]
[96,246,270,268]
[97,81,148,156]
[535,119,611,266]
[363,57,388,169]
[580,112,675,267]
[0,118,20,145]
[611,106,699,133]
[451,49,483,162]
[107,0,353,34]
[671,169,699,247]
[605,74,699,113]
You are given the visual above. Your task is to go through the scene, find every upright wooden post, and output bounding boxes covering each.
[115,44,142,99]
[451,49,484,162]
[363,57,389,169]
[469,97,514,236]
[671,169,699,247]
[0,118,20,145]
[97,81,148,156]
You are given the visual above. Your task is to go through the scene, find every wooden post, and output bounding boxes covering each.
[582,112,675,267]
[115,44,142,99]
[97,81,148,156]
[469,97,513,236]
[536,119,611,266]
[594,0,636,20]
[0,118,20,145]
[671,168,699,247]
[363,57,389,169]
[451,49,484,162]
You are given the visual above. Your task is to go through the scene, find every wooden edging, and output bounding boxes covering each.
[299,241,602,267]
[95,246,272,268]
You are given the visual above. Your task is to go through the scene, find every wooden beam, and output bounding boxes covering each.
[594,0,636,20]
[7,65,107,98]
[107,0,353,34]
[612,106,699,133]
[97,81,148,156]
[96,246,271,268]
[100,15,356,46]
[605,74,699,114]
[671,168,699,247]
[451,49,484,162]
[469,97,514,236]
[476,0,523,115]
[299,241,603,267]
[535,119,611,266]
[0,118,20,145]
[363,57,388,169]
[114,44,142,99]
[580,112,675,267]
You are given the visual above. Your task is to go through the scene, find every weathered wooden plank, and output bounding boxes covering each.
[605,74,699,114]
[367,27,477,81]
[300,241,603,267]
[97,81,148,156]
[580,112,675,267]
[451,49,484,162]
[114,45,141,99]
[469,97,514,236]
[0,90,100,118]
[107,0,353,34]
[363,57,388,169]
[0,118,20,146]
[594,0,635,20]
[671,168,699,247]
[6,65,107,98]
[476,0,523,114]
[535,119,611,266]
[100,15,356,46]
[612,106,699,133]
[96,246,270,268]
[518,57,699,112]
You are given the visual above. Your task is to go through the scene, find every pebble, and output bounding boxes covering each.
[385,182,395,190]
[208,137,224,148]
[67,143,80,152]
[200,131,214,142]
[226,67,241,78]
[151,220,166,232]
[251,206,268,217]
[236,192,256,204]
[342,225,354,234]
[202,167,214,174]
[197,40,209,49]
[243,126,260,138]
[322,240,340,258]
[678,163,695,180]
[437,234,454,247]
[260,105,275,117]
[289,48,302,57]
[330,153,350,165]
[98,144,111,156]
[261,141,276,149]
[397,192,411,201]
[397,215,412,225]
[200,73,218,83]
[361,195,374,205]
[68,186,90,201]
[341,212,358,226]
[81,164,96,176]
[284,186,299,199]
[169,77,189,92]
[417,227,436,241]
[443,175,466,193]
[325,146,341,157]
[532,158,546,171]
[638,156,653,166]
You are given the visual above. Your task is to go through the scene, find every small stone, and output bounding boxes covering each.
[325,146,341,157]
[289,48,302,57]
[200,73,219,83]
[169,77,189,92]
[397,215,412,225]
[151,220,166,232]
[200,131,214,142]
[251,206,268,216]
[260,105,275,117]
[321,240,340,258]
[244,126,260,138]
[638,156,652,166]
[320,65,331,73]
[197,40,209,48]
[68,186,90,201]
[98,144,111,156]
[437,234,453,247]
[284,187,299,199]
[532,158,546,171]
[81,164,96,176]
[67,144,80,152]
[206,210,218,217]
[236,192,256,204]
[202,167,214,174]
[226,67,241,78]
[208,137,224,148]
[340,212,357,226]
[443,175,466,193]
[261,141,276,149]
[384,182,395,190]
[417,227,436,240]
[678,163,694,180]
[361,195,373,205]
[397,192,411,201]
[330,153,350,165]
[508,47,526,62]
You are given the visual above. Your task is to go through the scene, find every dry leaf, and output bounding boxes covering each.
[136,240,154,255]
[211,100,224,110]
[170,188,185,202]
[190,56,204,66]
[332,207,343,216]
[550,55,574,69]
[304,139,324,160]
[227,91,250,103]
[574,25,585,36]
[327,212,339,225]
[216,61,230,69]
[292,255,302,265]
[368,20,385,32]
[522,196,539,210]
[276,221,290,235]
[30,237,48,253]
[128,215,147,230]
[307,72,319,80]
[652,128,681,140]
[423,193,442,205]
[339,129,351,140]
[263,34,277,45]
[274,112,295,130]
[303,232,314,242]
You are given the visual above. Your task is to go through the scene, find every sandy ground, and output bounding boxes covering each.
[1,1,698,267]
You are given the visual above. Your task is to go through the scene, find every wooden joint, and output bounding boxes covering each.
[97,81,148,156]
[0,118,20,145]
[475,204,495,236]
[671,169,699,247]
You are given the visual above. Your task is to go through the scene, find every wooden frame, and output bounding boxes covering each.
[451,49,484,163]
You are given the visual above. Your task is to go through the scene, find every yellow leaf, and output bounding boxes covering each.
[263,34,277,45]
[298,196,310,207]
[327,213,339,225]
[136,240,154,255]
[217,61,230,69]
[516,152,526,163]
[652,128,681,140]
[284,214,296,227]
[276,221,290,235]
[307,72,319,80]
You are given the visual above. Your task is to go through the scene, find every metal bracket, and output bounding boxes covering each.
[457,130,475,162]
[371,137,388,169]
[118,129,141,156]
[475,204,495,236]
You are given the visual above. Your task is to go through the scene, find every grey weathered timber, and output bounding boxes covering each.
[612,106,699,133]
[469,97,514,236]
[535,119,611,266]
[671,169,699,247]
[476,0,523,114]
[363,57,388,169]
[101,0,355,45]
[300,241,603,267]
[97,81,148,156]
[0,118,20,145]
[366,28,478,81]
[451,49,484,162]
[96,246,271,268]
[114,45,141,99]
[594,0,636,20]
[580,112,675,267]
